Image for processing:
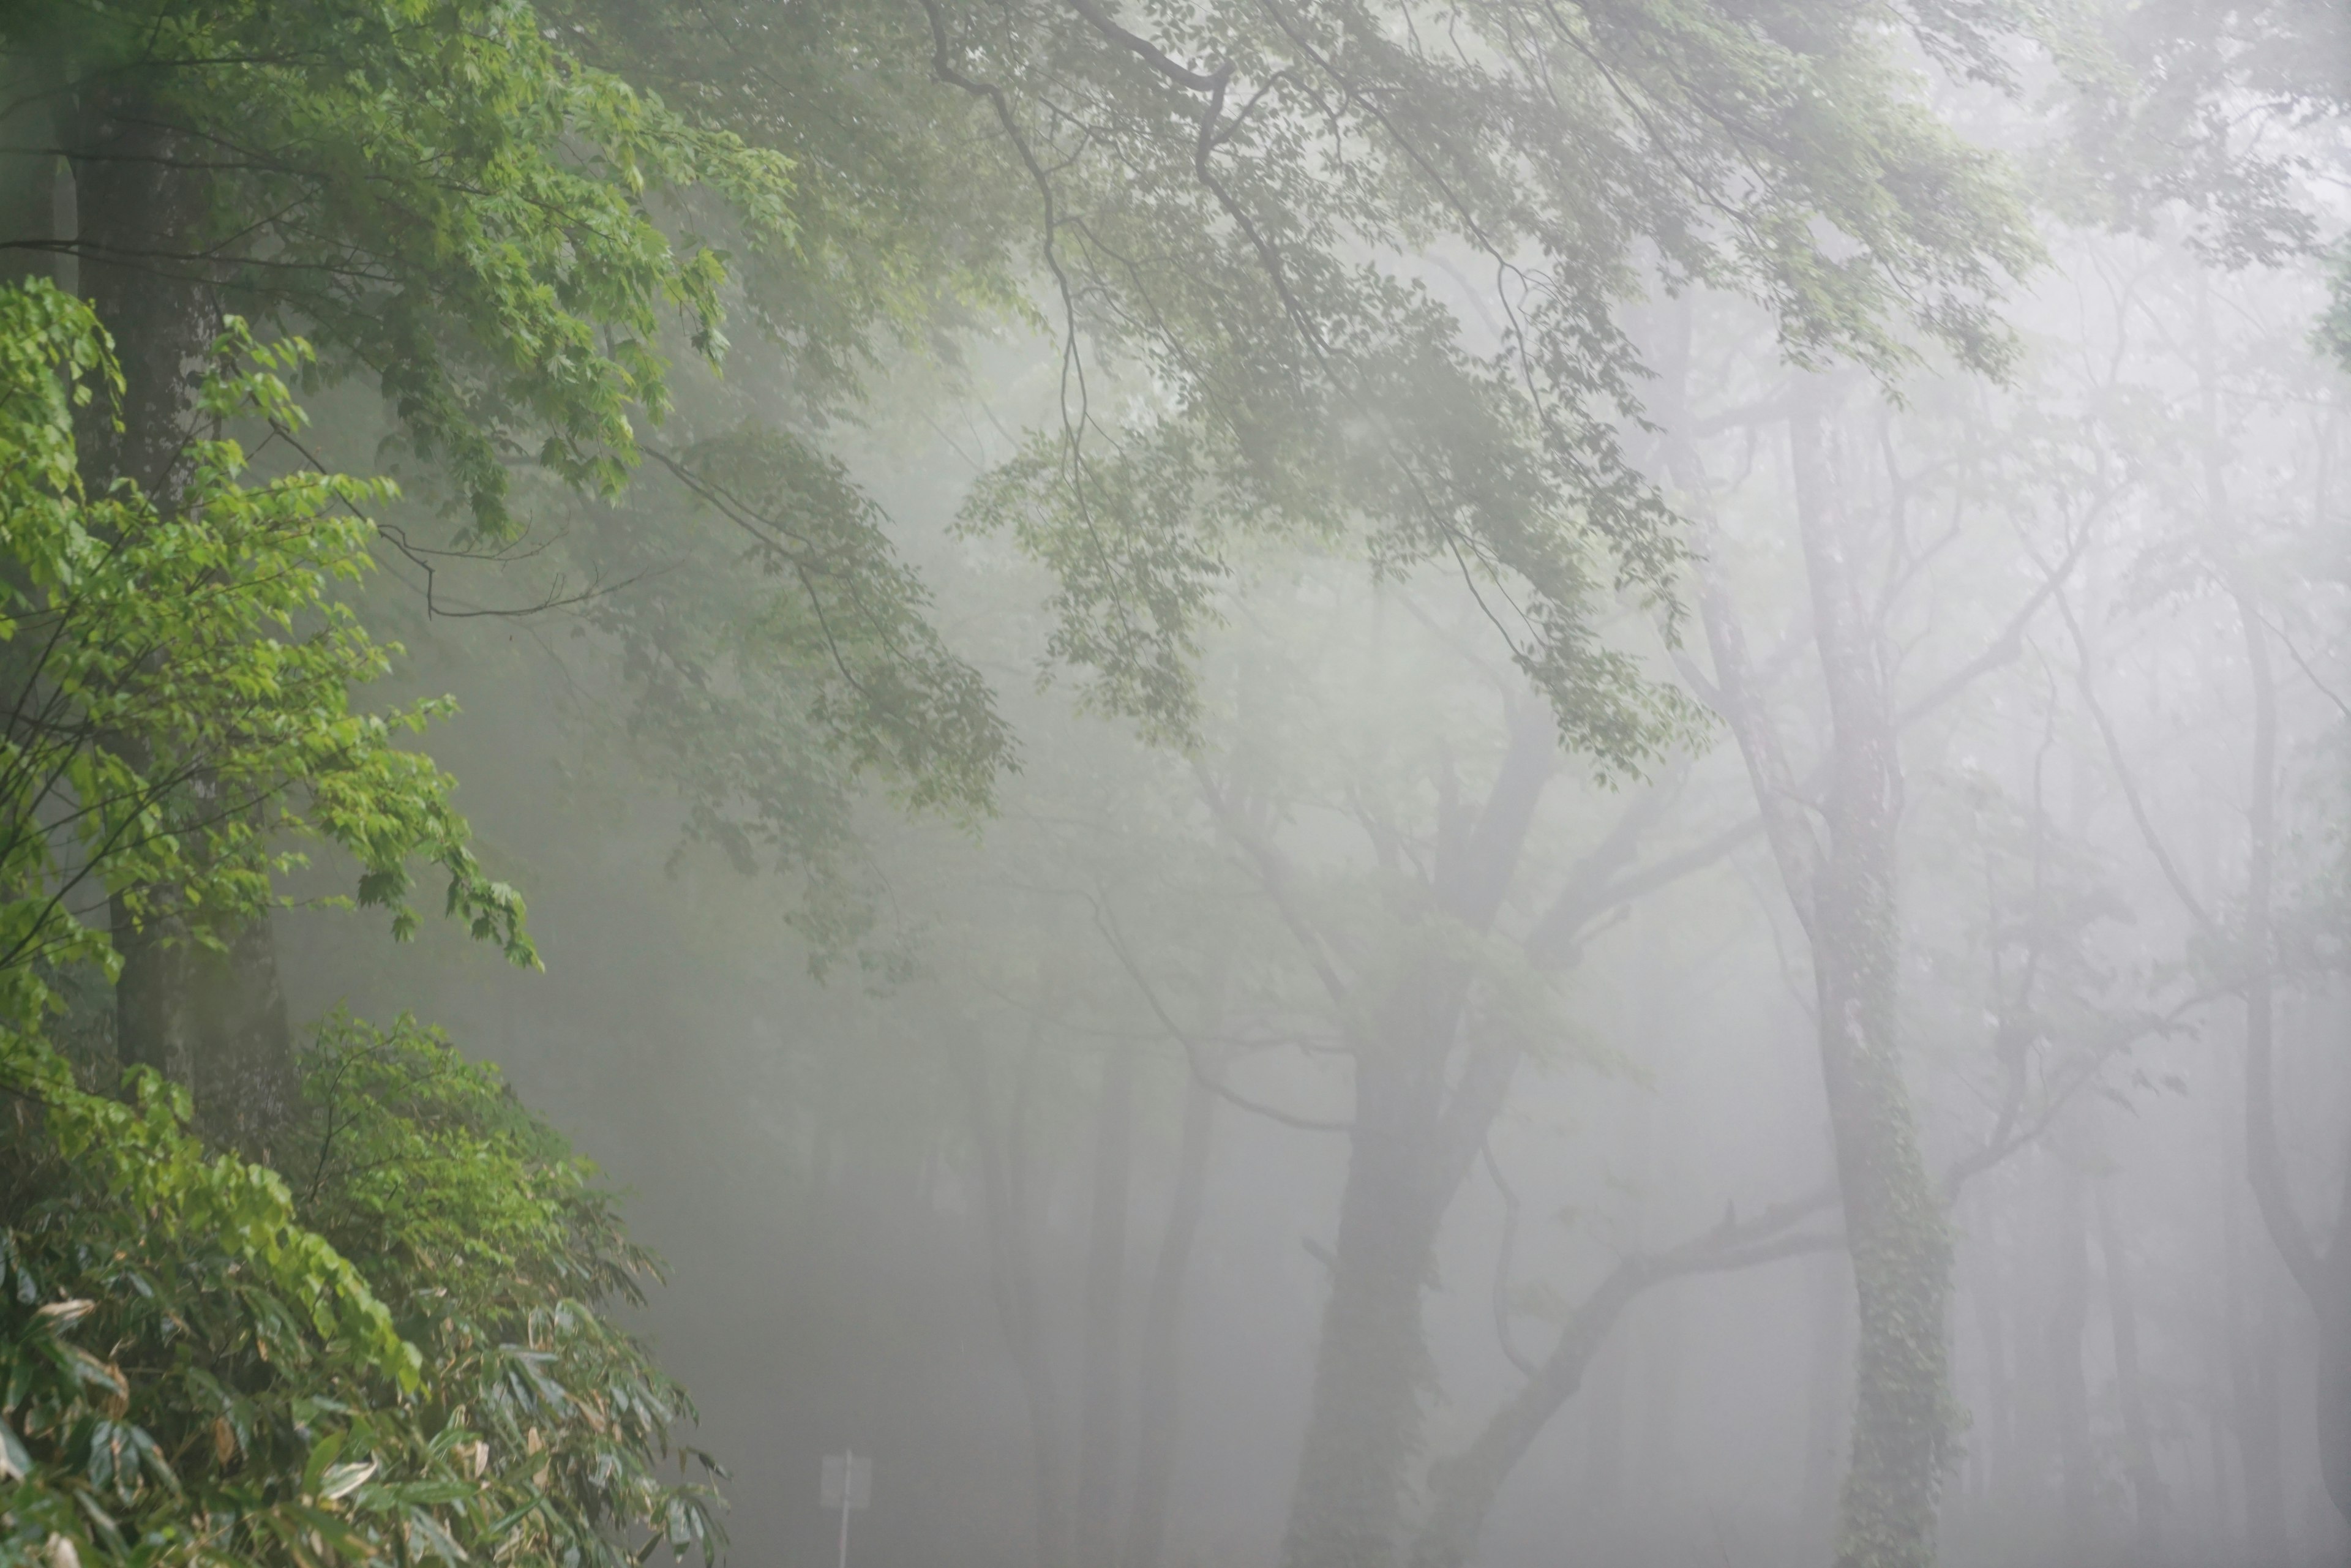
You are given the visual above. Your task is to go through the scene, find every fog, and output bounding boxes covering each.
[4,5,2347,1568]
[253,228,2351,1568]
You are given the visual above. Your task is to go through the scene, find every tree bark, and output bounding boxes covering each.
[1074,1037,1137,1568]
[2232,591,2351,1537]
[1275,710,1556,1568]
[0,57,73,293]
[2096,1177,2168,1561]
[1697,386,1951,1568]
[1406,1191,1842,1568]
[955,1025,1070,1568]
[2315,1138,2351,1545]
[1280,1043,1452,1568]
[70,77,301,1150]
[2047,1153,2093,1559]
[1121,1071,1216,1568]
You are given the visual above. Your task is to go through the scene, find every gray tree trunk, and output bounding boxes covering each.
[2096,1177,2169,1561]
[1280,1043,1451,1568]
[2047,1153,2093,1558]
[2230,590,2351,1540]
[1074,1038,1137,1568]
[70,77,301,1153]
[1699,387,1951,1568]
[1277,712,1556,1568]
[1121,1071,1216,1568]
[956,1027,1070,1568]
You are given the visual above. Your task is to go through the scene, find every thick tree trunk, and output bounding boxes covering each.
[1786,400,1951,1568]
[0,58,73,292]
[1281,1046,1447,1568]
[1121,1071,1215,1568]
[2231,593,2351,1539]
[72,83,214,503]
[1074,1038,1137,1568]
[2047,1154,2093,1559]
[956,1029,1070,1568]
[1695,386,1948,1568]
[2096,1177,2168,1561]
[1810,867,1948,1568]
[72,77,301,1149]
[1275,710,1554,1568]
[80,81,218,1097]
[2317,1232,2351,1545]
[2233,1270,2289,1568]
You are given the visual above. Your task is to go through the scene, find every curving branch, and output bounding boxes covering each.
[1092,893,1354,1134]
[1409,1185,1842,1568]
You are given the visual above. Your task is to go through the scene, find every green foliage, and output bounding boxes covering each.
[295,1015,721,1568]
[650,426,1012,818]
[5,0,795,534]
[0,1015,717,1568]
[0,280,528,1046]
[919,0,2039,754]
[2322,249,2351,372]
[528,422,1014,966]
[0,274,700,1568]
[536,0,1026,405]
[0,274,711,1568]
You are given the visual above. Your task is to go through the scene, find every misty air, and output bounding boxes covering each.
[0,4,2345,1568]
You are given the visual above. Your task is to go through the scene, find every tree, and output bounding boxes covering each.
[0,278,710,1568]
[2043,255,2351,1533]
[0,0,817,1121]
[0,280,525,1112]
[889,11,2041,1564]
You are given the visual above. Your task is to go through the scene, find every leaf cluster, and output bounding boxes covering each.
[5,0,797,534]
[0,281,528,1049]
[0,1014,717,1568]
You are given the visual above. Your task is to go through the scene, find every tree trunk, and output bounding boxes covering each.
[2317,1225,2351,1548]
[0,56,73,293]
[71,81,214,505]
[1788,399,1951,1568]
[72,77,301,1150]
[1280,1045,1447,1568]
[1408,1265,1643,1568]
[1275,708,1555,1568]
[2232,591,2351,1539]
[1074,1038,1137,1568]
[1121,1071,1215,1568]
[2234,1274,2289,1568]
[955,1026,1070,1568]
[2096,1177,2168,1562]
[1810,894,1949,1568]
[1697,388,1949,1568]
[2047,1153,2093,1559]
